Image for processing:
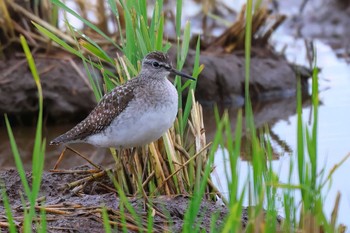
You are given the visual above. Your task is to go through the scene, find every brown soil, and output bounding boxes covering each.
[0,166,283,232]
[0,166,228,232]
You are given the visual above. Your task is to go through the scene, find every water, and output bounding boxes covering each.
[211,36,350,225]
[0,124,114,170]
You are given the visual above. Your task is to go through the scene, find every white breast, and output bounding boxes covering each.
[86,79,178,148]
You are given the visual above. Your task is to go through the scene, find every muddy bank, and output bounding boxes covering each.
[171,48,310,105]
[0,48,310,124]
[0,167,281,232]
[0,56,96,124]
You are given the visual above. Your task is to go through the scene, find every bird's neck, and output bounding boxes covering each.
[139,69,167,81]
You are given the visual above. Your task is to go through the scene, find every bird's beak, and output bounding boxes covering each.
[170,68,195,80]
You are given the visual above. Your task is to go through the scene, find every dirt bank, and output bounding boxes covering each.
[0,166,282,232]
[0,56,97,124]
[0,48,311,125]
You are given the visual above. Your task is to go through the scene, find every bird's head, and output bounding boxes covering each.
[141,51,195,80]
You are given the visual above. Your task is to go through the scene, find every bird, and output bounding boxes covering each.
[50,51,195,149]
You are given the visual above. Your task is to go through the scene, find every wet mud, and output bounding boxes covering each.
[0,166,282,232]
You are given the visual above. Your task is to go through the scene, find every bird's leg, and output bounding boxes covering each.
[141,146,150,182]
[51,147,67,170]
[140,145,149,211]
[110,147,127,192]
[63,146,101,170]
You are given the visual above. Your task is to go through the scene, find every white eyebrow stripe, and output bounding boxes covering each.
[143,59,168,67]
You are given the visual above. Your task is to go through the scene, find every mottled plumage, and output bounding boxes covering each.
[50,51,194,148]
[50,82,135,144]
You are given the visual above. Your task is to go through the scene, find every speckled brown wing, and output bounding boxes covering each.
[49,81,136,145]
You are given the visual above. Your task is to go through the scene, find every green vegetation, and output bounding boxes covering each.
[1,0,348,232]
[2,35,46,233]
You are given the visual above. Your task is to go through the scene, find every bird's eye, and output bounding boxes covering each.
[152,61,160,68]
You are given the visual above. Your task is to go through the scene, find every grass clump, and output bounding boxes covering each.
[31,0,211,199]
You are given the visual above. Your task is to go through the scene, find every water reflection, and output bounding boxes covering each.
[0,124,114,170]
[203,95,310,160]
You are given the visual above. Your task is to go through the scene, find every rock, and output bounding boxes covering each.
[0,56,97,123]
[169,47,308,106]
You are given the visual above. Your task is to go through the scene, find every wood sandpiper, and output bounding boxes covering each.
[50,51,195,148]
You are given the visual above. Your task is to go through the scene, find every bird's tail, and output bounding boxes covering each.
[49,114,95,146]
[49,134,68,145]
[50,134,65,146]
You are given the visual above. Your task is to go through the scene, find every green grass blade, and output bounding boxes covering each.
[227,109,242,206]
[0,182,17,233]
[107,0,124,46]
[175,0,182,37]
[139,0,147,20]
[245,0,253,96]
[140,16,152,52]
[175,21,191,138]
[50,4,59,27]
[147,205,154,233]
[102,67,117,93]
[149,1,159,44]
[136,29,149,56]
[162,134,180,192]
[82,57,103,100]
[183,109,225,231]
[107,171,142,228]
[180,22,191,67]
[102,206,112,233]
[155,15,164,51]
[310,60,319,192]
[20,35,45,205]
[33,21,106,76]
[51,0,118,47]
[296,77,305,203]
[37,207,47,233]
[120,0,138,64]
[4,115,31,198]
[33,22,83,57]
[79,39,114,64]
[182,37,200,133]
